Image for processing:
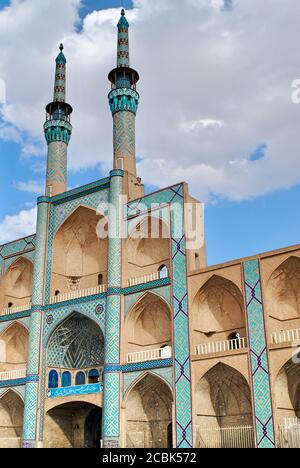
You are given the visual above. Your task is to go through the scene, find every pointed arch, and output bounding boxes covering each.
[124,370,173,402]
[0,256,33,310]
[0,389,24,447]
[274,357,300,421]
[266,256,300,320]
[125,373,173,448]
[192,275,245,335]
[125,291,172,355]
[47,312,104,370]
[0,321,29,369]
[194,362,253,431]
[51,205,108,298]
[126,215,171,279]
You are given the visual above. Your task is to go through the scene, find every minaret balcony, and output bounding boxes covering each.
[44,119,72,144]
[108,87,139,115]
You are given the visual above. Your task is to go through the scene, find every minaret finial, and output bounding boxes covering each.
[59,43,64,52]
[121,8,125,16]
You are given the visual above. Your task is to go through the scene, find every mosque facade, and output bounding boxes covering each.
[0,10,299,449]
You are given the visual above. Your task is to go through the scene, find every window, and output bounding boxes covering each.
[8,302,13,308]
[88,369,100,384]
[158,265,168,279]
[228,332,241,349]
[48,370,59,389]
[98,274,103,286]
[61,371,71,388]
[75,371,86,386]
[55,290,60,297]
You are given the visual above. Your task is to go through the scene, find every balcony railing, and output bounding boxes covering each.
[127,272,167,287]
[0,303,31,316]
[271,328,300,345]
[0,369,26,381]
[195,337,247,356]
[277,418,300,448]
[50,285,107,304]
[127,346,172,364]
[194,425,255,449]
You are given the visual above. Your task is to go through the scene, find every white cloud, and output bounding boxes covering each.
[15,180,44,194]
[0,0,300,202]
[0,207,37,245]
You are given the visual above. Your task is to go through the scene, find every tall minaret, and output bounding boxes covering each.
[44,44,73,197]
[108,9,140,181]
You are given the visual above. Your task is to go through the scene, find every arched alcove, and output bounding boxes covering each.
[192,275,246,344]
[47,313,104,377]
[50,206,108,297]
[126,216,170,280]
[266,256,300,320]
[0,390,24,448]
[44,402,102,448]
[274,358,300,421]
[0,323,28,372]
[194,363,254,448]
[126,293,172,355]
[0,257,33,310]
[125,373,173,448]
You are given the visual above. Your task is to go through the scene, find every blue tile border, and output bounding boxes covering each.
[105,358,173,373]
[0,378,27,388]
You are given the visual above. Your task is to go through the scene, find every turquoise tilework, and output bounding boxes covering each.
[0,235,36,278]
[243,259,275,448]
[127,184,193,448]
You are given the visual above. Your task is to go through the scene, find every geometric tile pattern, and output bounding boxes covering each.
[46,142,67,185]
[105,358,173,374]
[102,172,123,446]
[127,183,194,448]
[113,111,135,161]
[117,12,130,68]
[243,259,275,449]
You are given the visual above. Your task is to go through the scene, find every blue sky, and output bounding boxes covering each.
[0,0,299,266]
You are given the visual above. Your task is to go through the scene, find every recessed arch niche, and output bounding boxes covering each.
[0,322,28,372]
[0,390,24,448]
[50,206,108,297]
[0,257,33,310]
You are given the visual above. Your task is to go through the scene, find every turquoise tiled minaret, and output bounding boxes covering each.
[108,9,139,176]
[44,44,73,197]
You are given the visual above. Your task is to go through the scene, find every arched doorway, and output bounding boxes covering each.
[44,402,102,448]
[85,407,102,449]
[0,390,24,448]
[125,373,173,448]
[194,363,254,448]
